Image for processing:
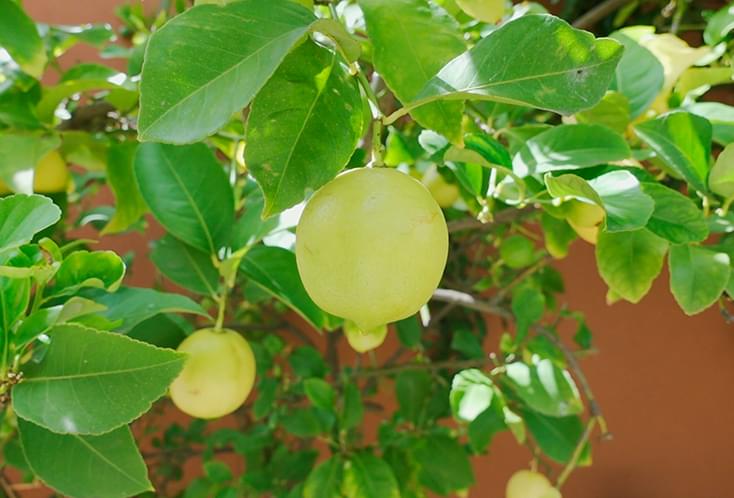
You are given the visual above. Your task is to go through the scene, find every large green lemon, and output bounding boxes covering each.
[296,167,449,330]
[506,470,561,498]
[170,328,256,419]
[344,321,388,353]
[422,166,460,208]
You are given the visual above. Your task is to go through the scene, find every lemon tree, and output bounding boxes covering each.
[1,0,733,497]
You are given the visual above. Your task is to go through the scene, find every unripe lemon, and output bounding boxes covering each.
[506,470,561,498]
[456,0,506,23]
[344,321,388,353]
[33,150,69,193]
[422,166,460,208]
[499,235,536,269]
[296,167,448,331]
[565,200,605,245]
[170,328,256,419]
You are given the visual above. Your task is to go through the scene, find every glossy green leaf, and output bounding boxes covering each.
[138,0,316,143]
[360,0,466,143]
[574,91,631,134]
[151,234,218,296]
[704,3,734,45]
[413,434,474,494]
[240,245,327,329]
[14,297,106,350]
[304,378,335,411]
[634,111,712,193]
[0,133,60,193]
[687,102,734,145]
[709,144,734,198]
[395,315,422,348]
[304,456,343,498]
[18,419,152,498]
[522,410,590,465]
[504,359,582,417]
[0,0,47,78]
[596,229,668,303]
[343,452,400,498]
[587,170,654,232]
[468,401,507,453]
[0,194,61,254]
[450,369,494,422]
[87,286,209,333]
[14,324,185,435]
[642,183,708,243]
[669,244,730,315]
[230,185,281,249]
[0,276,30,335]
[609,32,664,118]
[50,250,126,296]
[541,211,577,259]
[340,382,364,430]
[103,142,148,235]
[513,124,630,176]
[246,41,363,216]
[134,143,234,253]
[396,370,432,425]
[409,15,623,118]
[511,286,545,336]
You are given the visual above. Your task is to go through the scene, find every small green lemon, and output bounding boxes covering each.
[422,166,460,208]
[506,470,561,498]
[34,150,69,193]
[499,235,536,269]
[170,328,256,419]
[344,321,388,353]
[296,167,448,331]
[456,0,506,23]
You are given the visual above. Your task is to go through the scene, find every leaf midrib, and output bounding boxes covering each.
[23,357,183,382]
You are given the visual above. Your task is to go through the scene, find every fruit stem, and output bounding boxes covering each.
[555,417,597,488]
[214,291,227,331]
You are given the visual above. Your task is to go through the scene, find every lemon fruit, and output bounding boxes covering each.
[499,235,536,269]
[170,328,256,419]
[506,470,561,498]
[344,321,388,353]
[456,0,506,23]
[565,200,605,245]
[422,166,460,208]
[296,167,449,331]
[0,150,69,195]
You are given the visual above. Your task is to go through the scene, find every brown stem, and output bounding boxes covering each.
[356,357,494,378]
[0,472,19,498]
[432,288,510,318]
[572,0,636,30]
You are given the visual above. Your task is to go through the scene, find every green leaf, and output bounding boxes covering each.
[413,434,474,494]
[14,297,107,350]
[669,244,731,315]
[0,0,47,78]
[151,234,218,296]
[138,0,316,143]
[595,229,668,303]
[511,286,545,336]
[14,324,185,435]
[304,378,335,411]
[641,183,708,244]
[513,124,630,176]
[304,456,343,498]
[634,111,713,193]
[410,15,623,118]
[541,211,576,259]
[0,275,30,335]
[587,170,654,232]
[574,91,631,134]
[281,407,325,437]
[396,370,432,425]
[50,250,126,296]
[343,452,400,498]
[395,315,422,348]
[0,195,61,254]
[359,0,466,143]
[522,410,590,465]
[240,245,327,330]
[709,144,734,199]
[704,3,734,45]
[289,346,327,378]
[504,359,582,417]
[87,286,209,333]
[230,185,282,249]
[103,142,148,235]
[450,369,494,422]
[687,102,734,146]
[340,382,364,430]
[134,143,234,253]
[18,419,152,498]
[37,77,135,124]
[0,133,61,192]
[468,402,507,453]
[609,33,665,118]
[245,41,363,216]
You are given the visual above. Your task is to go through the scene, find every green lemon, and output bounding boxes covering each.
[506,470,562,498]
[499,235,536,269]
[344,321,388,353]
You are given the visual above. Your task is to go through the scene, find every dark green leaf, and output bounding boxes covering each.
[413,435,474,494]
[0,0,47,78]
[522,410,590,465]
[246,41,363,216]
[340,382,364,430]
[304,378,335,411]
[304,456,343,498]
[14,324,185,435]
[138,0,316,143]
[396,370,432,425]
[687,102,734,146]
[18,418,151,498]
[343,452,400,498]
[395,315,422,348]
[642,183,708,244]
[151,234,219,296]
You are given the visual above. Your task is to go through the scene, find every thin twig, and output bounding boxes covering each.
[0,472,19,498]
[432,288,510,318]
[556,417,597,488]
[356,357,494,378]
[572,0,636,30]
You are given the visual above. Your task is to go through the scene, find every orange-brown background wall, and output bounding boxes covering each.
[23,1,734,497]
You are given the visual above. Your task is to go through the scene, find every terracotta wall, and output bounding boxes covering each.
[22,1,734,497]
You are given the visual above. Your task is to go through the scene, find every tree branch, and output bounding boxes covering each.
[573,0,635,30]
[356,357,494,378]
[432,288,511,318]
